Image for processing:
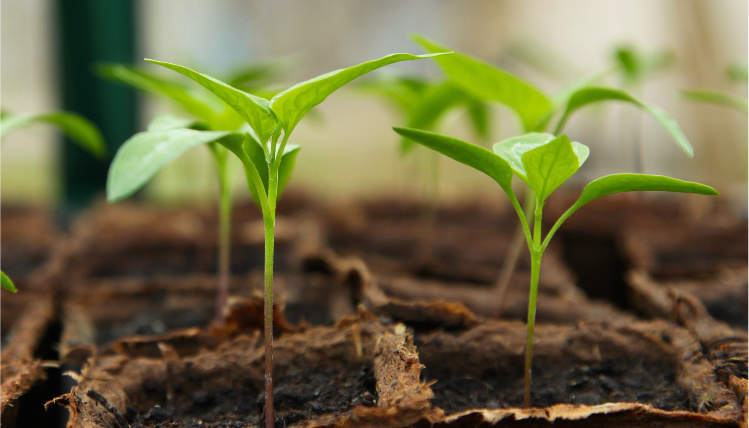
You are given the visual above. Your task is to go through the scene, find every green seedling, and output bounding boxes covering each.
[101,62,286,326]
[1,271,17,293]
[108,52,441,427]
[682,62,748,114]
[412,35,694,314]
[0,110,105,157]
[394,127,718,408]
[359,75,490,254]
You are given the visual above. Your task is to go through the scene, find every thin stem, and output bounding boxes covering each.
[523,196,544,408]
[215,159,233,324]
[494,190,535,318]
[263,158,281,428]
[262,211,275,428]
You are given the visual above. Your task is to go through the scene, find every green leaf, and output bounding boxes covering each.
[681,90,748,114]
[572,173,718,212]
[98,64,221,122]
[107,128,235,202]
[1,111,106,157]
[146,59,278,143]
[555,87,694,157]
[401,82,476,153]
[394,126,513,194]
[493,133,588,182]
[413,34,552,132]
[521,135,584,202]
[147,114,201,131]
[1,271,17,293]
[270,53,443,135]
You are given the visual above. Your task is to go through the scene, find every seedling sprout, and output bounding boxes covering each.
[412,35,696,315]
[395,127,718,407]
[108,52,442,427]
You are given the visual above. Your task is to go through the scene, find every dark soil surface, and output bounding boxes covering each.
[126,363,376,427]
[415,321,701,416]
[424,354,689,413]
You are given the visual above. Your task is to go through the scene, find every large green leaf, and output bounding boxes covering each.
[682,90,748,114]
[521,135,583,202]
[98,64,220,122]
[1,271,17,293]
[393,126,513,194]
[493,133,588,181]
[556,87,694,157]
[146,59,278,143]
[571,173,718,213]
[413,35,552,132]
[1,111,105,157]
[270,53,443,135]
[107,128,235,202]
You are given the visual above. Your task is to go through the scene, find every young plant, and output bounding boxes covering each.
[107,52,441,427]
[394,127,718,408]
[412,35,695,314]
[359,75,490,254]
[101,62,284,325]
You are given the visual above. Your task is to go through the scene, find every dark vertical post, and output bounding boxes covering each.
[55,0,136,209]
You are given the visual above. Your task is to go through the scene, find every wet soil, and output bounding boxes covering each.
[127,363,376,427]
[414,320,730,416]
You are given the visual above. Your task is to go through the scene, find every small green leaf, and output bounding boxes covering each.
[107,128,235,202]
[493,133,588,182]
[572,173,719,212]
[270,53,443,135]
[98,64,221,122]
[394,126,513,194]
[681,90,748,114]
[1,112,106,157]
[1,271,17,293]
[522,135,584,202]
[413,34,552,132]
[556,87,694,157]
[146,59,278,144]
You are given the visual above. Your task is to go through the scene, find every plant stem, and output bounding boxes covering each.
[215,162,233,325]
[523,197,544,408]
[263,211,275,428]
[494,190,535,318]
[263,158,280,428]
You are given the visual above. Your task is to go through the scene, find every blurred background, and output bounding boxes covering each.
[2,0,746,211]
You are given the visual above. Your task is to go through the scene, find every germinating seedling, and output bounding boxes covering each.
[102,61,288,325]
[412,35,695,314]
[107,52,441,428]
[395,127,718,408]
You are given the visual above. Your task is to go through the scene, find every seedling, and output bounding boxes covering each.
[359,75,490,254]
[107,52,441,427]
[101,62,287,325]
[1,271,17,293]
[395,127,718,408]
[412,35,695,314]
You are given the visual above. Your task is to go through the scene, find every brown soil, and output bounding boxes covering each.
[415,320,741,420]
